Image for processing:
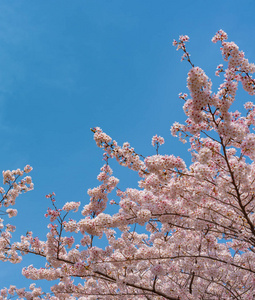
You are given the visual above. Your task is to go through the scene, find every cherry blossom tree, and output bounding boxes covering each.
[1,30,255,299]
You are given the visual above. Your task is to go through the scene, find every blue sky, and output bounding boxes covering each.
[1,0,255,292]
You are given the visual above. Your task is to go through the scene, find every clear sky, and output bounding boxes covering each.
[1,0,255,292]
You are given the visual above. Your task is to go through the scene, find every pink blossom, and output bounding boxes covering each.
[6,209,17,218]
[62,201,80,212]
[24,165,33,173]
[151,134,165,147]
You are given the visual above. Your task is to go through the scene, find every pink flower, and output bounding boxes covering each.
[152,135,165,147]
[62,201,80,212]
[24,165,33,173]
[6,209,17,218]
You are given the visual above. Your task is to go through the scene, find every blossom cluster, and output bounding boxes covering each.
[151,134,165,147]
